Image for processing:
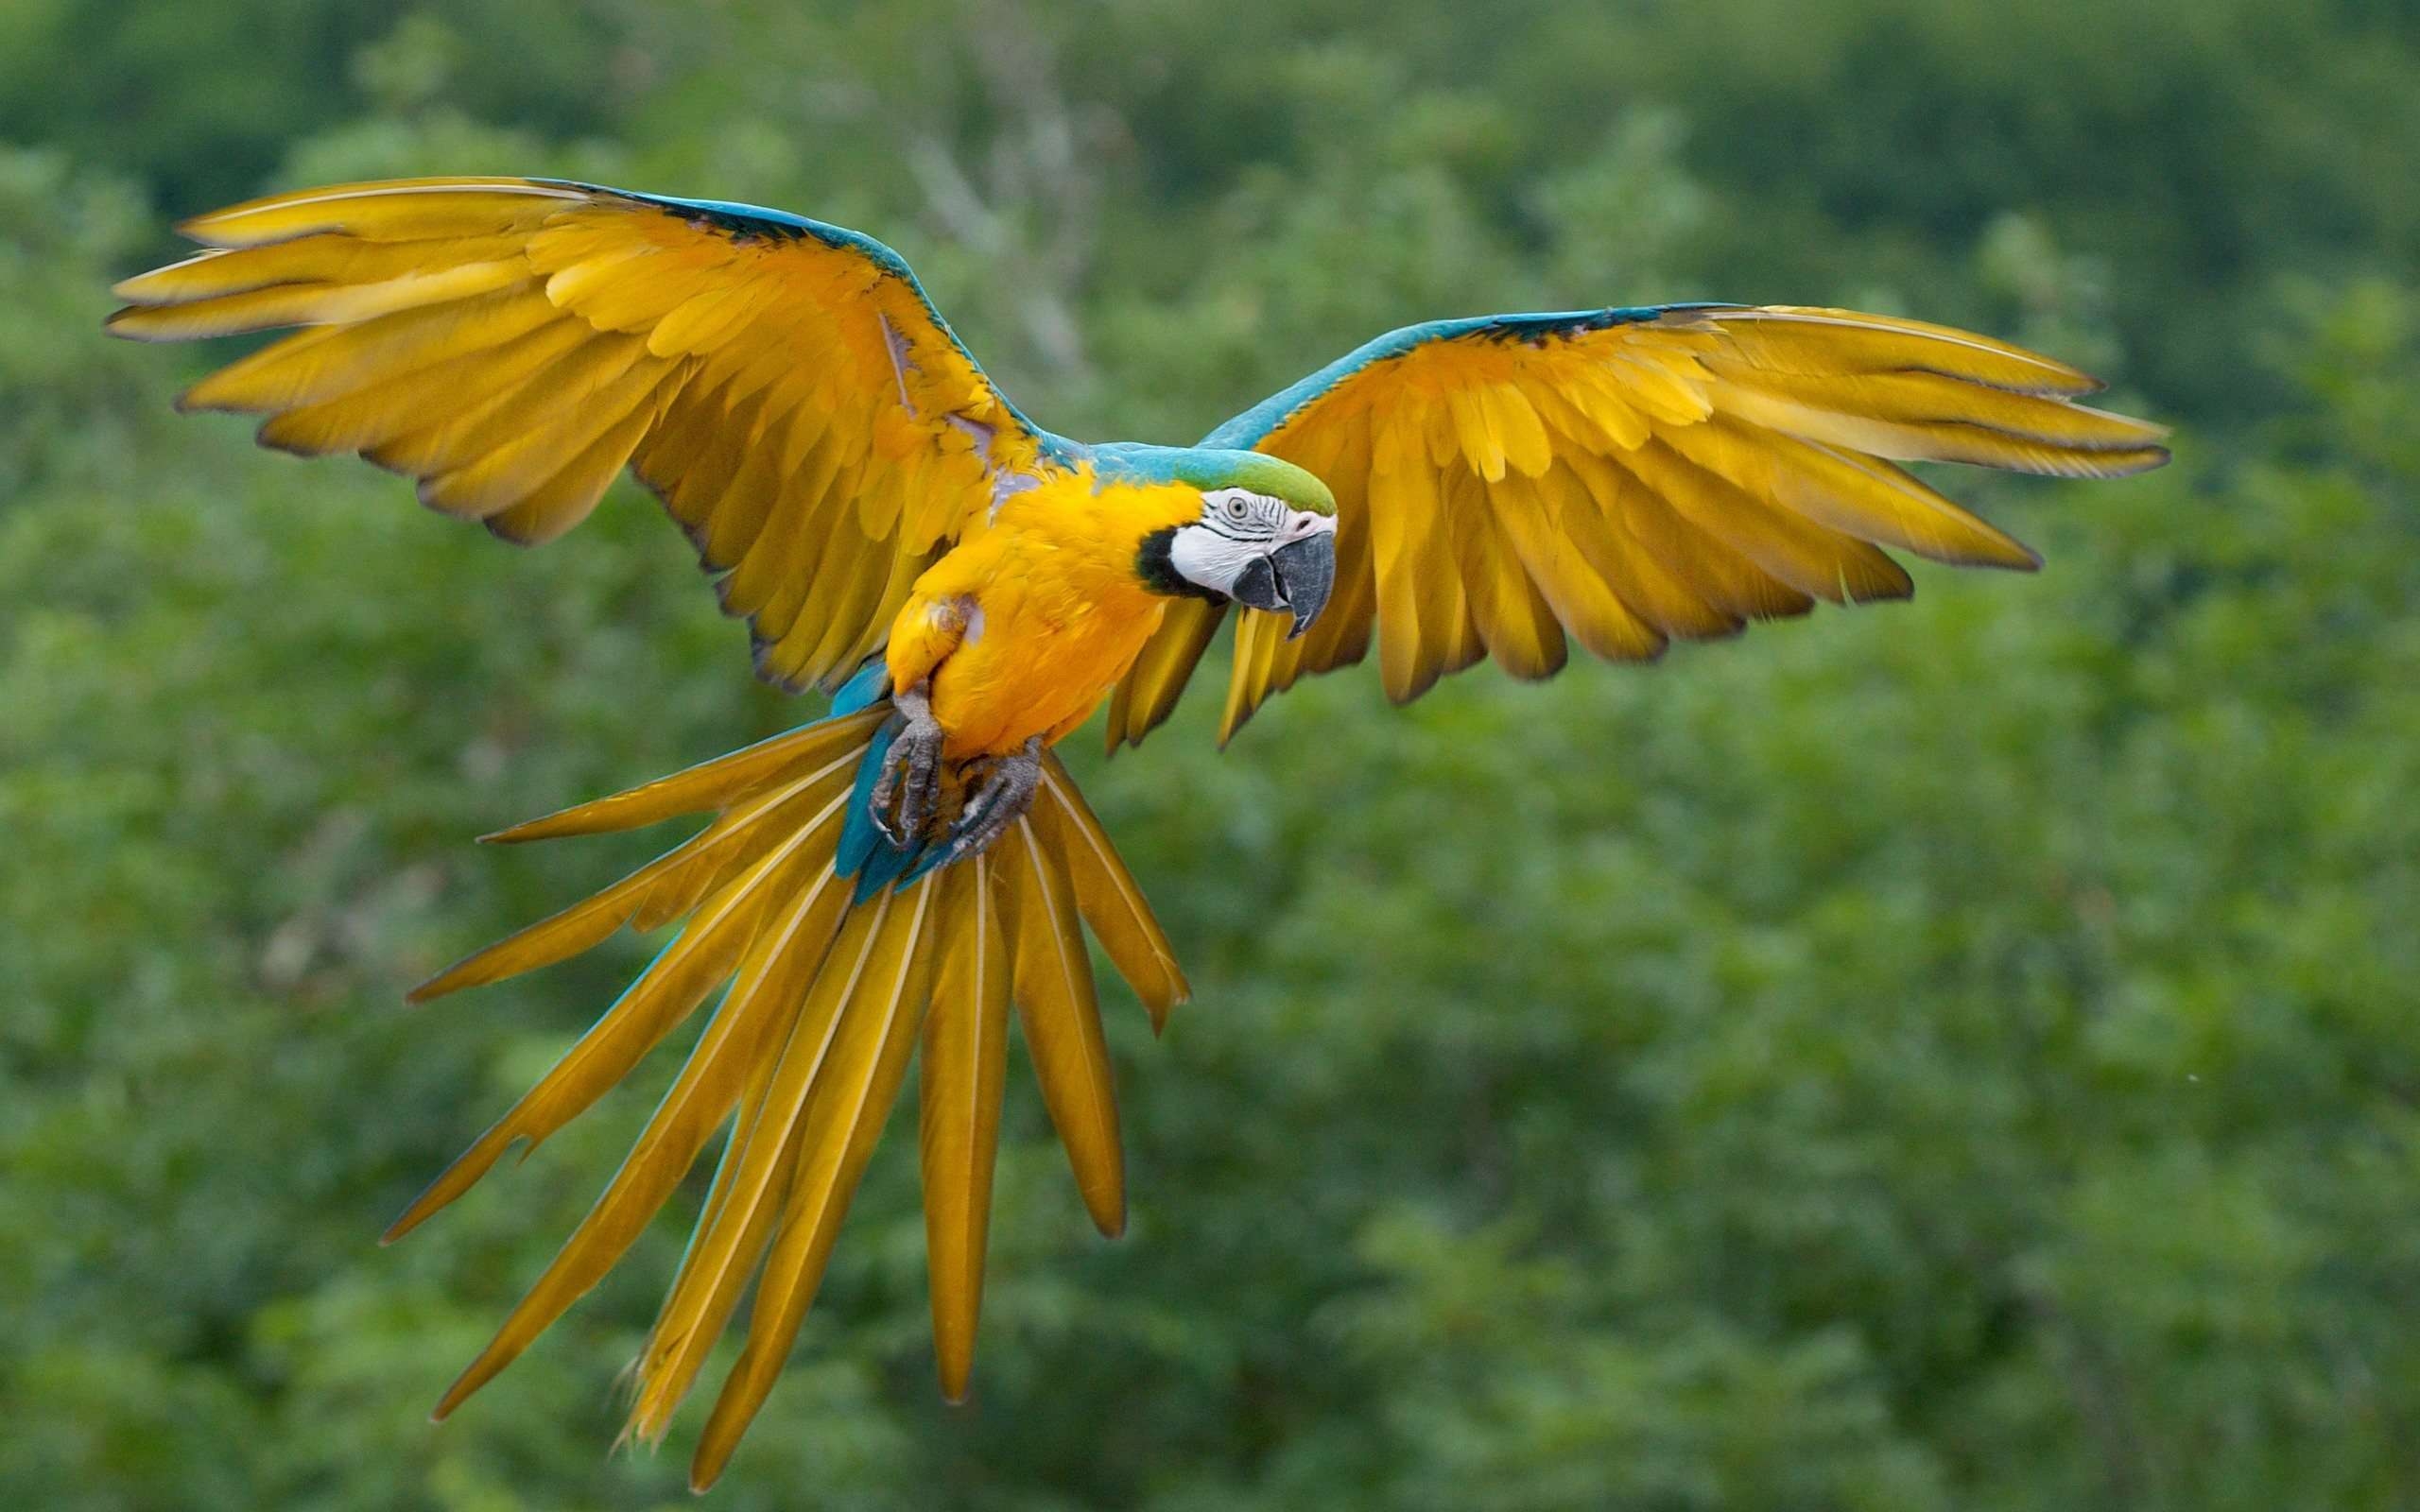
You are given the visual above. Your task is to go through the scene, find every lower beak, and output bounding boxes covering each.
[1270,532,1336,640]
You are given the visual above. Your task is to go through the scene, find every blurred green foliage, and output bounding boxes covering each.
[3,2,2416,1507]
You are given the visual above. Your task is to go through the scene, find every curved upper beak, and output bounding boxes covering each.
[1230,523,1337,639]
[1270,530,1336,639]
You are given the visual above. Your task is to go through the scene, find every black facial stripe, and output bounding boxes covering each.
[1201,511,1277,541]
[1135,525,1228,602]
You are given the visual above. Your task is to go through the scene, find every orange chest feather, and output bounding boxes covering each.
[891,473,1199,758]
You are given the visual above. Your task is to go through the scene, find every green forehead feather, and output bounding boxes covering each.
[1089,443,1337,517]
[1217,451,1337,515]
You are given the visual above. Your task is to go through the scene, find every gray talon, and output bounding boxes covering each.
[869,687,945,848]
[948,736,1045,862]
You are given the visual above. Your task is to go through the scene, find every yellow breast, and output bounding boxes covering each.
[898,470,1201,760]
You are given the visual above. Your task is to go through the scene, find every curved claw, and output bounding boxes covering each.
[869,701,946,850]
[945,736,1045,863]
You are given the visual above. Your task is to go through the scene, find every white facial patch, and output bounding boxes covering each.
[1167,489,1329,597]
[1168,521,1264,593]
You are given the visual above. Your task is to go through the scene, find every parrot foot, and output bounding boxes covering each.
[869,687,945,848]
[943,736,1045,863]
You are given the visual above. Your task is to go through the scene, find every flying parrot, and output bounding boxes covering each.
[109,177,2168,1487]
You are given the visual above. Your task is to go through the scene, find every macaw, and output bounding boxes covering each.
[110,177,2167,1487]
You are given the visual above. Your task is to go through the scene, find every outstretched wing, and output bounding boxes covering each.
[109,177,1068,692]
[1104,304,2168,747]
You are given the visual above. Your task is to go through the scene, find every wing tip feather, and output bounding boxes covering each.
[100,304,189,342]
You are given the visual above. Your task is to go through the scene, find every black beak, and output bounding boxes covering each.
[1230,557,1283,616]
[1228,530,1337,638]
[1270,531,1336,639]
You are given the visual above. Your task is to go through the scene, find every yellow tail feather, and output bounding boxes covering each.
[394,711,1183,1488]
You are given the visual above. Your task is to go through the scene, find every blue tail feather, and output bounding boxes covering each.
[896,832,959,890]
[834,720,897,885]
[851,828,929,903]
[828,660,961,901]
[831,658,891,717]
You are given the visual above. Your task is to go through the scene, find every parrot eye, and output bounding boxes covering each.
[1223,495,1250,522]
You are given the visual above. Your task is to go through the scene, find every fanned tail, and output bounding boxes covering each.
[392,696,1187,1490]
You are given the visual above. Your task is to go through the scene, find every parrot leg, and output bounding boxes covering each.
[869,684,945,847]
[945,735,1045,862]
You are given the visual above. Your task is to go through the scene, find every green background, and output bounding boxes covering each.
[4,2,2416,1506]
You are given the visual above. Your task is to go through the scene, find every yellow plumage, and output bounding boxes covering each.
[112,174,2168,1487]
[377,716,1176,1490]
[919,852,1011,1402]
[110,176,1049,692]
[999,817,1128,1235]
[1111,302,2166,745]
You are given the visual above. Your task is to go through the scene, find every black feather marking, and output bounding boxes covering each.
[1135,526,1225,603]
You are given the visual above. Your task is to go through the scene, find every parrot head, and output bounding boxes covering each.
[1132,449,1339,639]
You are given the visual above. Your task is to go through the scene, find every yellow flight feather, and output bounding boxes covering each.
[1695,305,2104,396]
[623,1026,804,1449]
[484,385,677,545]
[690,392,790,567]
[181,287,562,417]
[690,875,940,1490]
[1220,605,1281,742]
[1490,470,1665,662]
[259,319,591,467]
[105,260,527,341]
[1578,453,1812,624]
[409,768,854,1005]
[1106,597,1225,750]
[1663,419,2040,570]
[998,816,1126,1239]
[1438,463,1566,679]
[392,790,847,1246]
[1365,454,1445,702]
[417,351,680,521]
[616,895,888,1440]
[176,178,585,247]
[624,774,862,934]
[1542,459,1744,639]
[109,177,1047,696]
[918,857,1011,1401]
[427,860,855,1416]
[482,711,880,843]
[112,232,531,306]
[1614,438,1915,604]
[647,279,770,358]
